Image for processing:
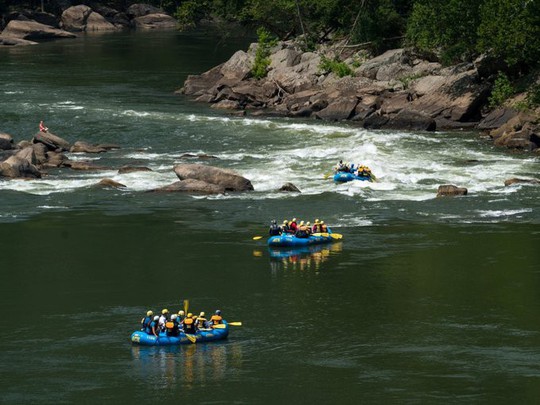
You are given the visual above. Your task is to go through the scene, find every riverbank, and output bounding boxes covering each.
[180,39,540,154]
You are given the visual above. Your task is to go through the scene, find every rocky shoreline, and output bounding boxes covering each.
[0,3,176,45]
[180,40,540,154]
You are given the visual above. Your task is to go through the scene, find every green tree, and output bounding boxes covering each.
[477,0,540,68]
[406,0,483,64]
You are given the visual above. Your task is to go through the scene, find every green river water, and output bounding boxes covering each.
[0,30,539,404]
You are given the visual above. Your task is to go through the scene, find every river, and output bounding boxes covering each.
[1,30,539,404]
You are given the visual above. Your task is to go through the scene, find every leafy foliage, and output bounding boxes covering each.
[488,72,514,108]
[251,27,277,79]
[319,55,353,78]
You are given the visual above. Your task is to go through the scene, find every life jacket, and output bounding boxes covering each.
[150,321,160,335]
[184,317,195,333]
[196,317,207,329]
[165,321,180,336]
[141,316,152,333]
[269,224,281,236]
[210,315,223,325]
[320,224,328,232]
[289,222,297,231]
[312,224,321,233]
[296,226,309,238]
[282,224,290,233]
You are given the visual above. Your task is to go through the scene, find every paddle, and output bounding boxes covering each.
[323,171,333,179]
[252,236,263,240]
[183,299,189,314]
[185,333,197,343]
[213,322,242,328]
[312,232,343,240]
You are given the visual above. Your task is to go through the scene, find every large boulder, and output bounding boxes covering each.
[61,6,117,31]
[220,50,254,82]
[0,132,14,150]
[315,97,358,121]
[131,14,177,30]
[32,131,71,151]
[386,109,436,131]
[478,108,519,130]
[0,151,42,178]
[355,49,409,79]
[70,141,107,153]
[174,164,254,192]
[1,20,76,41]
[126,4,161,19]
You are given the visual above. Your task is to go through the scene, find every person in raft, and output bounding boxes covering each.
[210,310,223,325]
[269,219,281,236]
[165,314,181,337]
[39,120,48,133]
[183,313,197,334]
[195,312,209,330]
[334,160,349,172]
[150,315,160,337]
[141,310,153,334]
[158,309,170,332]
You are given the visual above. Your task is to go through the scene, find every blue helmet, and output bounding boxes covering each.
[216,310,222,315]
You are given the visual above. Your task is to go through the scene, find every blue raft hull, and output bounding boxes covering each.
[268,233,334,247]
[131,321,229,346]
[333,172,371,183]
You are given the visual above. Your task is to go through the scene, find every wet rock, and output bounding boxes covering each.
[118,166,152,174]
[278,182,301,192]
[174,164,253,192]
[70,141,107,153]
[0,36,38,46]
[96,178,126,188]
[63,161,107,171]
[151,179,225,194]
[504,178,540,186]
[436,184,468,197]
[179,153,218,160]
[386,109,436,131]
[43,151,66,168]
[315,97,358,121]
[126,3,161,19]
[478,108,519,130]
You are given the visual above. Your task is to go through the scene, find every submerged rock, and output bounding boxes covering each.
[151,179,225,194]
[1,20,76,41]
[95,178,126,188]
[278,182,301,192]
[504,178,540,187]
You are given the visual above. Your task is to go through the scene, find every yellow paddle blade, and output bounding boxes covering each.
[252,236,263,240]
[212,324,227,329]
[186,334,197,343]
[228,322,242,326]
[183,299,189,314]
[330,233,343,240]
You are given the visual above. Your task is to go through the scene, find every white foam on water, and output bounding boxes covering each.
[477,208,533,218]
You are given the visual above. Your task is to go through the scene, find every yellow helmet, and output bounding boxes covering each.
[187,313,193,318]
[283,220,288,224]
[299,221,304,226]
[292,218,297,222]
[306,221,311,226]
[199,312,205,317]
[178,310,185,316]
[162,309,169,314]
[315,219,319,223]
[146,310,153,316]
[320,221,325,224]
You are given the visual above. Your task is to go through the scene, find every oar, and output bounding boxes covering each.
[252,236,263,240]
[323,171,333,179]
[183,299,189,314]
[329,233,343,240]
[185,333,197,343]
[213,322,242,328]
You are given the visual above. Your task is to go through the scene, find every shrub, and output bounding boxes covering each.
[252,27,277,79]
[319,56,353,78]
[489,72,514,108]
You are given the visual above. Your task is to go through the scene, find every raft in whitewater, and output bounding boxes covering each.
[130,321,229,346]
[333,172,372,183]
[267,232,339,247]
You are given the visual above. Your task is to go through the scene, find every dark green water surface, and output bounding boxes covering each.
[1,30,539,404]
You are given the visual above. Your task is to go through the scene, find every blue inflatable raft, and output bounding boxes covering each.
[268,232,336,247]
[131,321,229,346]
[333,172,372,183]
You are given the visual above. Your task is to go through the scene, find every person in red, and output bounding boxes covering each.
[289,218,298,233]
[39,121,48,133]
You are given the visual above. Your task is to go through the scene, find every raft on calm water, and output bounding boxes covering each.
[268,231,340,247]
[333,172,372,183]
[131,321,229,346]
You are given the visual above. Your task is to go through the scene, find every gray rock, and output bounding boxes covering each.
[95,178,126,188]
[504,178,540,186]
[386,109,436,131]
[278,182,301,192]
[1,20,76,41]
[32,131,71,151]
[151,179,226,194]
[478,108,519,130]
[436,184,468,197]
[316,97,358,121]
[118,166,153,174]
[70,141,107,153]
[132,14,177,30]
[0,155,41,178]
[126,3,161,19]
[174,164,253,192]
